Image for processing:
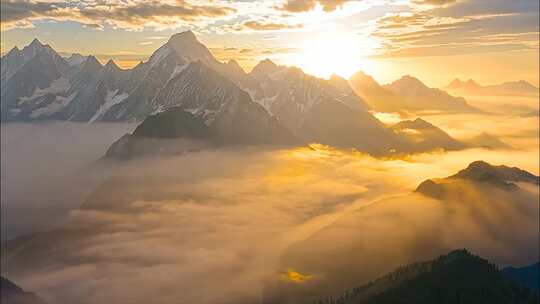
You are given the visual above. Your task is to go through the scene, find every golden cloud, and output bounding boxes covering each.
[276,0,352,13]
[243,20,303,31]
[0,0,236,31]
[280,269,314,283]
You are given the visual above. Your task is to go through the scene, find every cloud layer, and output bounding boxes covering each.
[0,122,136,240]
[0,0,236,31]
[2,133,538,304]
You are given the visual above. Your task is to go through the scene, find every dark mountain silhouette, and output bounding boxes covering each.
[451,161,539,185]
[1,276,45,304]
[105,104,297,159]
[132,108,212,139]
[314,250,539,304]
[416,161,540,198]
[503,262,539,293]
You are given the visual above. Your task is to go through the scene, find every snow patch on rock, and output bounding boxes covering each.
[30,93,76,118]
[19,77,71,104]
[90,89,129,122]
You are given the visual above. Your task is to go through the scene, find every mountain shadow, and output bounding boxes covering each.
[105,105,298,159]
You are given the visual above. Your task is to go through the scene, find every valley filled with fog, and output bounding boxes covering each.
[0,122,136,239]
[1,90,538,303]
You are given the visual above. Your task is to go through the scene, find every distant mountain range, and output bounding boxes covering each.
[3,32,501,156]
[0,33,401,155]
[0,33,374,128]
[350,71,479,113]
[384,75,480,113]
[446,78,539,96]
[314,250,539,304]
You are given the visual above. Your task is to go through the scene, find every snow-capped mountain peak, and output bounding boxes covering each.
[166,31,217,65]
[147,31,218,69]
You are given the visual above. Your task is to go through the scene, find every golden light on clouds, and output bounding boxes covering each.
[280,269,314,283]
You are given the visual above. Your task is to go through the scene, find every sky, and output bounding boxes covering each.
[1,0,538,87]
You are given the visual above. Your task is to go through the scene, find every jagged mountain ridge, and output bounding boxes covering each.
[2,32,477,155]
[104,69,299,159]
[1,32,368,124]
[349,71,480,113]
[228,61,405,153]
[1,40,71,120]
[1,32,222,122]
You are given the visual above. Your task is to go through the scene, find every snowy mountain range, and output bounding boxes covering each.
[1,31,368,124]
[1,31,493,155]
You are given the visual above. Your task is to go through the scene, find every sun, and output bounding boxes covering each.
[291,31,378,79]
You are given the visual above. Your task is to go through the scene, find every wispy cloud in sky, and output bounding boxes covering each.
[367,0,539,58]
